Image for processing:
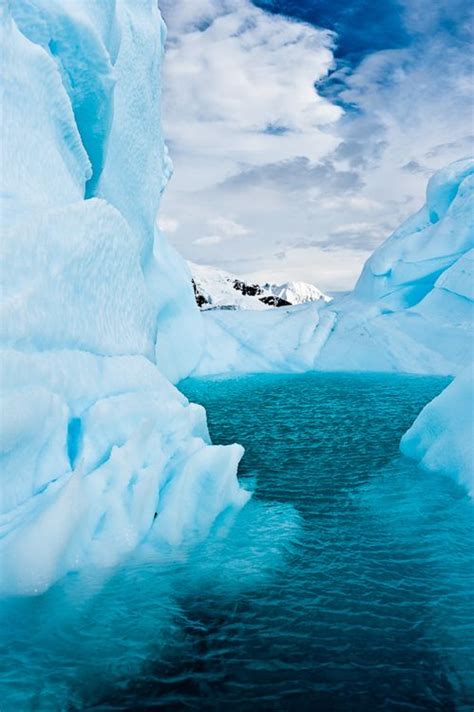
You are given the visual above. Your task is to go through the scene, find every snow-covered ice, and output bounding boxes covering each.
[0,0,248,596]
[267,280,331,306]
[194,303,336,375]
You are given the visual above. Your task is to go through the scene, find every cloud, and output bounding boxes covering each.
[193,235,223,246]
[192,216,251,246]
[159,0,473,291]
[160,0,341,191]
[207,217,250,237]
[158,217,179,233]
[220,156,364,193]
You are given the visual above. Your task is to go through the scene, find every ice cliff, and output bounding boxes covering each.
[0,0,248,596]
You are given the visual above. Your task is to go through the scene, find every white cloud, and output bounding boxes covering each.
[159,0,473,291]
[193,235,223,246]
[208,217,250,237]
[161,0,340,190]
[158,216,179,233]
[192,216,250,246]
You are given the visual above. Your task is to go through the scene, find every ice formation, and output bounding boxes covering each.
[400,367,474,495]
[194,303,336,376]
[0,0,248,596]
[195,158,474,377]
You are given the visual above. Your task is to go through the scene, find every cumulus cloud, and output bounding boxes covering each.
[159,0,473,291]
[160,0,340,192]
[158,217,179,233]
[193,235,223,246]
[192,216,251,246]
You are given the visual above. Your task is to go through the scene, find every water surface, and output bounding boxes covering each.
[1,372,473,711]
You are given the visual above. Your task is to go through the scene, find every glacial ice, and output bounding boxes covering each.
[400,367,474,496]
[0,0,248,596]
[194,302,336,376]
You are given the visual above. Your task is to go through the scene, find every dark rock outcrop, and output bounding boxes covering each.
[259,295,291,307]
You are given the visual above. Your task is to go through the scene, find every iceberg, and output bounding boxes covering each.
[0,0,248,596]
[194,303,336,376]
[400,367,474,496]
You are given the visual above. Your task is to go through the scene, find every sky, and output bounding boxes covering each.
[159,0,473,291]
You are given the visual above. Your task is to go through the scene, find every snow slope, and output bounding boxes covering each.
[0,1,248,596]
[267,280,331,306]
[190,263,270,311]
[194,303,336,376]
[190,262,330,310]
[195,159,474,377]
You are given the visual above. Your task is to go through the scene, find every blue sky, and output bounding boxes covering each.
[159,0,473,290]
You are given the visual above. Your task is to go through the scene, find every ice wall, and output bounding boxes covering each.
[0,0,248,596]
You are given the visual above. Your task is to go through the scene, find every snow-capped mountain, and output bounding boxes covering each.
[264,280,331,306]
[189,262,331,310]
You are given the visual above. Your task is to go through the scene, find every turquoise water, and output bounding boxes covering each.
[1,372,473,710]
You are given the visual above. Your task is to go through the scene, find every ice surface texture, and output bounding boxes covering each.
[0,1,248,595]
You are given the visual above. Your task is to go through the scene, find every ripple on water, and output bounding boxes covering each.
[1,372,473,711]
